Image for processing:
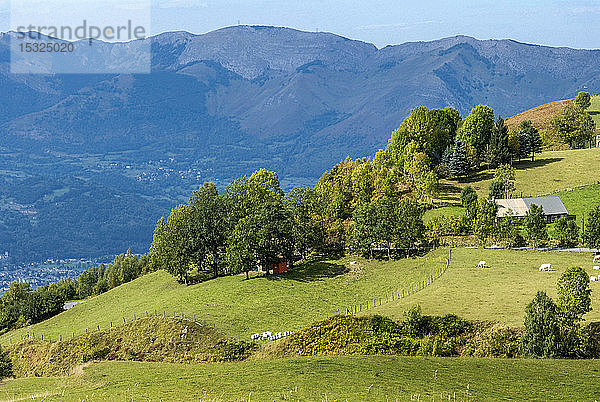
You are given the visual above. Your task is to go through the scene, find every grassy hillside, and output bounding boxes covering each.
[2,357,600,400]
[3,247,597,347]
[505,94,600,131]
[439,147,600,203]
[370,248,598,326]
[0,252,446,344]
[505,98,571,131]
[553,184,600,227]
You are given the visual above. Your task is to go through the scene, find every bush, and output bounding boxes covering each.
[205,339,256,362]
[465,323,522,358]
[431,314,472,338]
[581,322,600,358]
[0,346,13,380]
[418,335,457,357]
[403,305,429,337]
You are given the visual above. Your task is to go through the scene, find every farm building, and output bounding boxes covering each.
[495,196,569,223]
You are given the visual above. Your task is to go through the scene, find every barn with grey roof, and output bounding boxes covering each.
[495,196,569,223]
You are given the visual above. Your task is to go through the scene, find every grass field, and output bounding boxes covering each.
[438,147,600,203]
[0,252,447,344]
[2,247,598,347]
[370,248,598,326]
[2,356,600,401]
[553,184,600,228]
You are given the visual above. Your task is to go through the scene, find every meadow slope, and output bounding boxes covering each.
[0,251,447,344]
[2,357,600,401]
[438,147,600,203]
[371,248,599,326]
[2,248,598,346]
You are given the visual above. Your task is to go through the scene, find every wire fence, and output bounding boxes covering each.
[2,248,453,346]
[335,247,452,317]
[1,310,227,346]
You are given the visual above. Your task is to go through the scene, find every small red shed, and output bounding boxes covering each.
[272,261,288,274]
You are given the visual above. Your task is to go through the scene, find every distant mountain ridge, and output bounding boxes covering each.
[2,27,600,177]
[1,26,600,262]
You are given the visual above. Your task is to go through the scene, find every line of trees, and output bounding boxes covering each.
[0,251,149,334]
[150,170,327,282]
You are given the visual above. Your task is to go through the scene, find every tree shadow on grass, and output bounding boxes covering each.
[437,182,462,203]
[266,261,348,283]
[458,171,494,184]
[513,157,563,170]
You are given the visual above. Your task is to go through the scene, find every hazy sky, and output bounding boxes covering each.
[1,0,600,49]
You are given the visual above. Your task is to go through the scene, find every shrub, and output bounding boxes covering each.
[403,305,430,337]
[418,336,457,357]
[465,323,522,358]
[581,322,600,359]
[205,339,256,362]
[0,346,12,380]
[431,314,472,338]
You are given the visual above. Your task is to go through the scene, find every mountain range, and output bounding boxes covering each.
[1,25,599,262]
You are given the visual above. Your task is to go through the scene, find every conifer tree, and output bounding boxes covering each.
[448,136,469,177]
[488,117,511,167]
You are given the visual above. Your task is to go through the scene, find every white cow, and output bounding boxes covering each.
[593,266,600,270]
[478,261,487,268]
[592,276,598,282]
[539,264,552,271]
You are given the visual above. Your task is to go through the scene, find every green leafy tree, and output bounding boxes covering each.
[554,217,579,247]
[508,129,521,162]
[520,291,561,358]
[518,120,540,161]
[493,164,516,199]
[551,102,595,148]
[351,201,379,259]
[488,117,511,168]
[556,266,592,356]
[523,204,548,247]
[190,182,227,278]
[374,195,400,259]
[227,198,295,277]
[226,216,259,279]
[557,266,592,324]
[0,346,12,380]
[150,205,199,284]
[574,92,591,110]
[287,187,325,259]
[583,205,600,248]
[472,199,497,245]
[458,104,495,164]
[396,199,426,256]
[404,152,438,201]
[497,210,523,247]
[488,180,505,200]
[385,106,459,168]
[460,186,478,220]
